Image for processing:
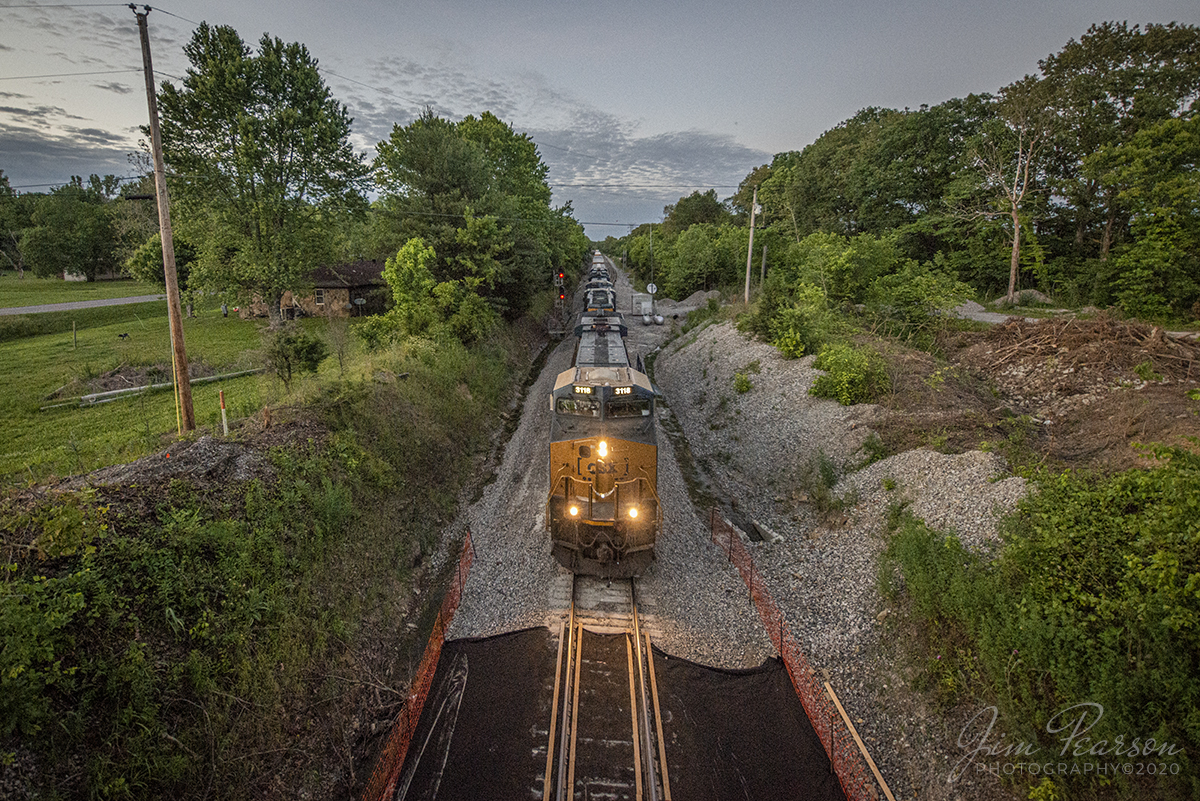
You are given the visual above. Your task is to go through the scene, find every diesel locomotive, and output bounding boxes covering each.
[546,253,660,577]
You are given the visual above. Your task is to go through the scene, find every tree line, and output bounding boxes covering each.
[0,22,590,341]
[606,21,1200,324]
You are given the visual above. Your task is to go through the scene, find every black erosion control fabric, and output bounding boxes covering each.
[396,627,846,800]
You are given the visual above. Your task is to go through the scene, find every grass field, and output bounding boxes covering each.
[0,298,320,484]
[0,273,162,309]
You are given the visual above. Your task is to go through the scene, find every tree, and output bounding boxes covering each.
[124,232,198,302]
[374,108,584,320]
[0,171,34,276]
[1040,22,1200,260]
[661,190,729,234]
[158,23,368,326]
[264,325,328,391]
[1089,115,1200,318]
[20,180,121,281]
[968,76,1057,303]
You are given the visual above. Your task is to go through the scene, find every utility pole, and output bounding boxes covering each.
[744,186,758,304]
[133,4,194,432]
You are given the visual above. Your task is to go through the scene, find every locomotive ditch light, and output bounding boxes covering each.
[598,440,608,458]
[628,507,638,519]
[569,506,579,517]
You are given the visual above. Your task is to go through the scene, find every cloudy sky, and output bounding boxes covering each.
[2,0,1197,238]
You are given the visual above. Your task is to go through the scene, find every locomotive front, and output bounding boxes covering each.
[547,365,660,577]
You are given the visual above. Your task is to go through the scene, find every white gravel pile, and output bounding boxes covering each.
[654,320,1030,801]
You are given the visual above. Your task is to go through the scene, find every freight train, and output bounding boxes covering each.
[546,253,660,577]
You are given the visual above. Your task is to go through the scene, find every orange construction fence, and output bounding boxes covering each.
[710,509,879,801]
[361,531,475,801]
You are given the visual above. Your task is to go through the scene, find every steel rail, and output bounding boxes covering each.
[629,581,660,801]
[543,614,567,801]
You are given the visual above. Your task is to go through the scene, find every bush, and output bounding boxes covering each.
[768,283,836,358]
[264,325,329,390]
[810,342,889,404]
[881,444,1200,800]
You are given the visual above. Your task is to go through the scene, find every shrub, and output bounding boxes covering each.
[264,325,329,390]
[810,343,889,405]
[768,283,836,358]
[881,444,1200,800]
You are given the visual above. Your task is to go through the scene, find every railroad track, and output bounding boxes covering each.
[543,576,672,801]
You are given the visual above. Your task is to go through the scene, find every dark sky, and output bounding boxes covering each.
[2,0,1197,237]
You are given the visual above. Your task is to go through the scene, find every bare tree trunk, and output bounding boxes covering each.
[1007,206,1021,303]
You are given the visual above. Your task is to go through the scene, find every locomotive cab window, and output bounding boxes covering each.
[607,398,652,418]
[556,396,601,417]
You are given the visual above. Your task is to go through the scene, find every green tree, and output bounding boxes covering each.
[0,171,35,276]
[662,189,730,234]
[158,23,369,326]
[124,232,198,301]
[1040,22,1200,260]
[20,180,121,281]
[374,109,587,319]
[1090,115,1200,318]
[264,325,328,391]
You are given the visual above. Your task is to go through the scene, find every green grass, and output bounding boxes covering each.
[0,273,161,309]
[0,300,272,483]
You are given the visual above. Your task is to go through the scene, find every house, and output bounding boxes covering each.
[244,260,389,319]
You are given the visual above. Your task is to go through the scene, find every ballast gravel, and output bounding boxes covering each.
[442,264,1028,801]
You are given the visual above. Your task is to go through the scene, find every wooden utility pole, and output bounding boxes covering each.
[133,5,194,432]
[743,186,758,304]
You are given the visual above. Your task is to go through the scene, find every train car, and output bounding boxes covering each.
[547,295,660,577]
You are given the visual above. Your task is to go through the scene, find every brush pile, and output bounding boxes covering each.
[955,314,1200,419]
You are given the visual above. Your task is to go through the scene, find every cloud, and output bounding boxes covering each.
[326,56,768,233]
[0,120,133,189]
[0,103,88,125]
[92,82,135,95]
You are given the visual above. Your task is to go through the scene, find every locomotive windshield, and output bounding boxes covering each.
[607,398,652,418]
[556,396,601,417]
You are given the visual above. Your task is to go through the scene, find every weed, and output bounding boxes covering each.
[858,431,888,467]
[734,372,752,394]
[798,449,851,525]
[1134,360,1164,382]
[883,476,897,491]
[810,343,889,405]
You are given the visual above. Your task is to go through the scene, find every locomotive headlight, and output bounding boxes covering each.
[569,506,579,517]
[628,507,638,519]
[598,440,608,458]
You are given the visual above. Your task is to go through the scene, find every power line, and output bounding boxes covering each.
[554,183,740,189]
[0,68,140,81]
[324,69,429,112]
[1,3,128,7]
[147,6,198,25]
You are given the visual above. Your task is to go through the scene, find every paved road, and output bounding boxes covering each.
[0,294,166,316]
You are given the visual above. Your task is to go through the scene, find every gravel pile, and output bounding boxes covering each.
[654,320,1029,801]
